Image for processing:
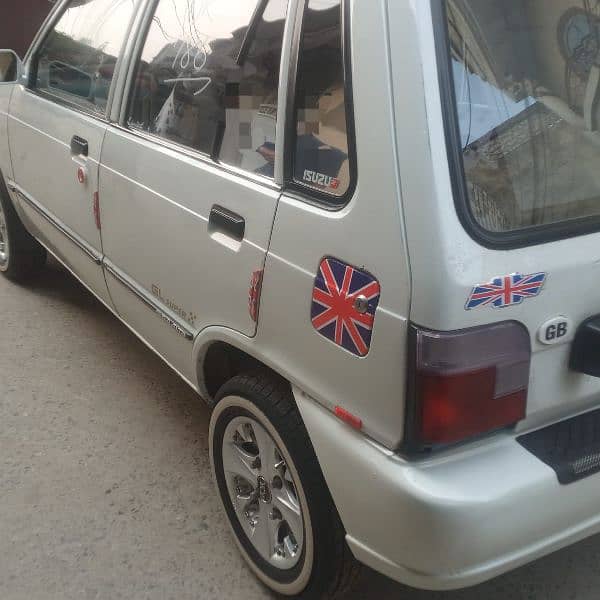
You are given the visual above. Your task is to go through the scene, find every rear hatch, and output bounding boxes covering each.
[403,0,600,447]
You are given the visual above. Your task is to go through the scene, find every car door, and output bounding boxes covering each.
[98,0,289,383]
[0,52,18,185]
[7,0,138,306]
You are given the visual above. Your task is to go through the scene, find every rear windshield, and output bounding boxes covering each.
[443,0,600,237]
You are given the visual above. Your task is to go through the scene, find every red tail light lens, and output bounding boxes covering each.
[407,322,531,450]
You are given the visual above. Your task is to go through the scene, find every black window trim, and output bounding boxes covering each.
[24,0,136,123]
[283,0,357,211]
[432,0,600,250]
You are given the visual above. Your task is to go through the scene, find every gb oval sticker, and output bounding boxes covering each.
[538,316,572,346]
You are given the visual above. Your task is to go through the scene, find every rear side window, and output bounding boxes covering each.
[128,0,288,178]
[34,0,136,115]
[293,0,352,200]
[443,0,600,237]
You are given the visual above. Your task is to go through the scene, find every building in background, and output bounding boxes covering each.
[1,1,55,57]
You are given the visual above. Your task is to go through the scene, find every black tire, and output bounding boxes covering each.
[210,372,361,599]
[0,178,46,282]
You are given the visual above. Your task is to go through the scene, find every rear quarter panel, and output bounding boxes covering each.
[258,0,411,449]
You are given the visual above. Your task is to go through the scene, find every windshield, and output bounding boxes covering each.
[443,0,600,235]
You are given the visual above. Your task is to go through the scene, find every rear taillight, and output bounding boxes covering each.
[405,321,531,451]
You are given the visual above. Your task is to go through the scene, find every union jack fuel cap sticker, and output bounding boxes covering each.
[311,258,381,357]
[465,272,547,310]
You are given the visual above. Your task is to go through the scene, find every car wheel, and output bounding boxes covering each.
[0,178,46,281]
[210,372,361,599]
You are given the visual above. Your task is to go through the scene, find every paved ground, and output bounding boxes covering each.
[2,258,600,600]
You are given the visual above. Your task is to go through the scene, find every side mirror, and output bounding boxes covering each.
[48,61,93,99]
[0,50,21,84]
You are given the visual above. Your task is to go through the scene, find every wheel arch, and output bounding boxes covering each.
[0,166,28,227]
[194,329,292,406]
[0,167,14,205]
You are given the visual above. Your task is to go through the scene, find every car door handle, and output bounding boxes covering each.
[71,135,88,157]
[209,205,245,241]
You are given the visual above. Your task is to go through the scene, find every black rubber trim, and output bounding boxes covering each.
[10,181,102,265]
[237,0,270,66]
[431,0,600,250]
[103,260,194,341]
[283,0,358,210]
[401,323,422,455]
[518,408,600,484]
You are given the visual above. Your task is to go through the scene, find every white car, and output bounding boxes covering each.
[2,0,600,597]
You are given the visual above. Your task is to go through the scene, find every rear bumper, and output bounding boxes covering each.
[294,388,600,591]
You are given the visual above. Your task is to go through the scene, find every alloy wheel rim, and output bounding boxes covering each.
[0,202,9,268]
[222,416,305,570]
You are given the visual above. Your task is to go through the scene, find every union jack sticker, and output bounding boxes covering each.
[311,258,381,357]
[465,272,547,310]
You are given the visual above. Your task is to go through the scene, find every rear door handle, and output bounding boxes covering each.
[71,135,88,157]
[209,205,245,241]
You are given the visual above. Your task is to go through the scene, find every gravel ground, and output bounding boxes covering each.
[2,258,600,600]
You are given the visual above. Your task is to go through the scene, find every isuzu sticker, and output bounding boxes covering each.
[302,170,340,190]
[311,258,381,357]
[465,272,547,310]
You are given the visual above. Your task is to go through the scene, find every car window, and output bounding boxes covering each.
[293,0,351,200]
[444,0,600,235]
[128,0,288,179]
[34,0,137,116]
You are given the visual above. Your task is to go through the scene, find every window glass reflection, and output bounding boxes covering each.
[129,0,287,178]
[36,0,136,114]
[294,0,351,199]
[447,0,600,232]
